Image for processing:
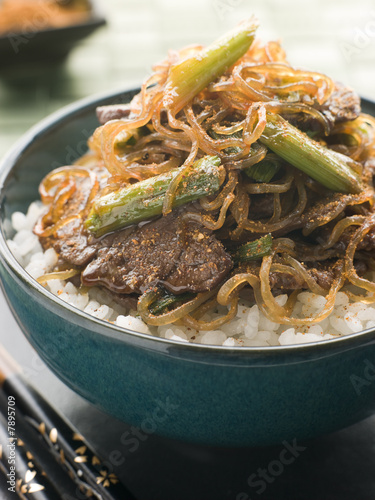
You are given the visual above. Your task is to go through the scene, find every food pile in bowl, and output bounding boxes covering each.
[6,18,375,347]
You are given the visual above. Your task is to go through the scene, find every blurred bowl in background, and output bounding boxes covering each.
[0,0,106,69]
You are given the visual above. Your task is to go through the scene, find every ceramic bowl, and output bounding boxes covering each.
[1,89,375,447]
[0,0,106,68]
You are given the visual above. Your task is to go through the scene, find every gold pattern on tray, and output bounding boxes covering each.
[75,445,87,455]
[96,469,120,487]
[27,419,122,493]
[26,455,35,468]
[16,470,45,495]
[73,433,121,485]
[25,470,37,483]
[12,442,46,496]
[73,432,85,441]
[74,444,88,463]
[22,445,35,468]
[49,427,58,443]
[27,483,45,493]
[86,487,95,497]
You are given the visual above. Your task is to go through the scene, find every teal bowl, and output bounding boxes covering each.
[1,90,375,447]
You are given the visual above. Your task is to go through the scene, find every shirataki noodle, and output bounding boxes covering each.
[33,26,375,332]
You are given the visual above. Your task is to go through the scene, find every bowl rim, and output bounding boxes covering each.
[1,87,375,356]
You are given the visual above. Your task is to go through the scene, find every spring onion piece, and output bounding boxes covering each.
[115,127,147,148]
[149,289,195,315]
[260,113,363,194]
[37,269,80,284]
[138,287,218,326]
[85,156,224,237]
[210,129,275,180]
[233,234,273,262]
[208,129,242,156]
[163,18,259,113]
[244,154,282,183]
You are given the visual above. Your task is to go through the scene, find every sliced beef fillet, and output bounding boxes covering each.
[81,211,233,295]
[37,173,104,267]
[265,262,336,291]
[165,223,233,293]
[238,259,365,295]
[300,192,354,231]
[357,229,375,252]
[39,220,136,269]
[96,104,131,124]
[269,188,373,240]
[39,219,99,267]
[36,165,115,268]
[284,83,361,134]
[82,216,182,294]
[319,82,361,124]
[332,225,375,254]
[248,194,275,220]
[36,165,232,294]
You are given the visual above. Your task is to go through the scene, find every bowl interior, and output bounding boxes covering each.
[0,89,137,239]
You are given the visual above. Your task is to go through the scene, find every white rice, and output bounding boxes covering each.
[6,202,375,346]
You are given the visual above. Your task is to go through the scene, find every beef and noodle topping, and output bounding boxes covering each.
[32,18,375,332]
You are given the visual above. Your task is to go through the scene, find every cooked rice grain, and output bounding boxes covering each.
[6,203,375,346]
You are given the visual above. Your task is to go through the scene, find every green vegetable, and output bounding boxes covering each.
[163,18,259,113]
[260,113,363,194]
[149,290,195,315]
[210,129,278,181]
[244,154,282,183]
[85,156,224,237]
[114,127,148,148]
[233,234,273,262]
[208,129,242,156]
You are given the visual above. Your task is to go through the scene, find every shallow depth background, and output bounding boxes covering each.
[1,1,375,499]
[0,0,375,156]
